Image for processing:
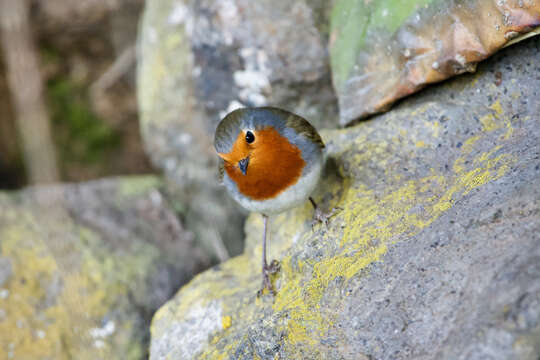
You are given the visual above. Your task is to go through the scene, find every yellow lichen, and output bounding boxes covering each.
[480,113,498,132]
[151,103,517,359]
[271,128,515,352]
[221,316,232,330]
[489,100,503,116]
[424,120,440,138]
[478,100,515,135]
[0,207,155,359]
[462,135,481,153]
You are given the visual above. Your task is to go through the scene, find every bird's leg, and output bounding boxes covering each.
[258,214,280,297]
[309,197,341,228]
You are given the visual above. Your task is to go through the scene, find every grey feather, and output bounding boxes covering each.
[214,107,325,153]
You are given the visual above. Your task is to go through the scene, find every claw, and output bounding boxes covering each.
[268,259,280,274]
[311,205,342,229]
[309,197,342,229]
[258,215,279,297]
[257,259,281,297]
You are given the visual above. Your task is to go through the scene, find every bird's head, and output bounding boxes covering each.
[214,107,323,200]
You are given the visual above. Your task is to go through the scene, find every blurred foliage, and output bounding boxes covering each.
[0,5,152,190]
[41,44,121,179]
[47,76,120,164]
[0,57,26,188]
[0,155,25,189]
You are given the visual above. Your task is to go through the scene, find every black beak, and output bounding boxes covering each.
[238,157,249,175]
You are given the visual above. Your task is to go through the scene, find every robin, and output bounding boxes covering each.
[214,107,335,295]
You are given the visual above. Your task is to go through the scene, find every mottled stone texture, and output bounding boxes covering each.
[149,37,540,359]
[137,0,338,258]
[0,177,209,360]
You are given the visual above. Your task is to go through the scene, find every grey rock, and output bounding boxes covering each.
[0,176,209,359]
[148,35,540,360]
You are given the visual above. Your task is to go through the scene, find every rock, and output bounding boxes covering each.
[0,176,209,359]
[137,0,338,258]
[329,0,540,124]
[148,36,540,359]
[187,0,337,128]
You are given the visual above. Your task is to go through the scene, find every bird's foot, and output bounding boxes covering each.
[311,206,342,229]
[309,197,342,229]
[257,260,280,297]
[266,259,280,274]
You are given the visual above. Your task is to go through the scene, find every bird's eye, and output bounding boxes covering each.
[245,131,255,144]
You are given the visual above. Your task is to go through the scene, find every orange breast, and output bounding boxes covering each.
[223,127,305,200]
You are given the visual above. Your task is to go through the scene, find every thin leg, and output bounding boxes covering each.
[309,196,317,209]
[262,214,269,278]
[258,214,279,296]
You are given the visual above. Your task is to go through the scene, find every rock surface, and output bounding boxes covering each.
[0,176,209,359]
[149,36,540,359]
[137,0,338,258]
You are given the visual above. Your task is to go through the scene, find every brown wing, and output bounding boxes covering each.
[284,111,325,150]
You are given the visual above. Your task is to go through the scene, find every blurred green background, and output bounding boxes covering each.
[0,0,152,189]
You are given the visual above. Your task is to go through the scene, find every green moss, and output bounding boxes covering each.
[117,176,163,199]
[47,76,120,166]
[42,43,121,172]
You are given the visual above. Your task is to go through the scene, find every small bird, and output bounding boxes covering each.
[214,107,332,295]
